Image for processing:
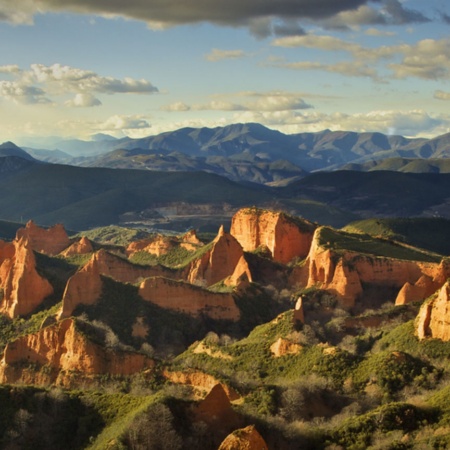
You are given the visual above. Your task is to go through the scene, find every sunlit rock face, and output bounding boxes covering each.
[417,282,450,341]
[16,220,71,256]
[139,276,240,321]
[0,238,53,318]
[0,318,155,386]
[230,207,315,264]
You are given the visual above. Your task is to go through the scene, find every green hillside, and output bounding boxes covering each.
[343,217,450,255]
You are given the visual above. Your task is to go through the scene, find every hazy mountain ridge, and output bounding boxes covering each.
[20,123,450,183]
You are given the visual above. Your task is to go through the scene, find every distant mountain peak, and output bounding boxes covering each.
[0,141,35,161]
[90,133,118,142]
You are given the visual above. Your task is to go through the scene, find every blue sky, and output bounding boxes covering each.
[1,0,450,144]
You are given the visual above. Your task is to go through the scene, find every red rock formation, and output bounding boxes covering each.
[230,207,316,264]
[58,256,103,319]
[90,249,171,284]
[0,238,53,318]
[193,384,241,429]
[270,338,302,357]
[60,236,93,257]
[0,318,154,386]
[163,369,240,401]
[395,275,439,306]
[139,276,240,321]
[293,297,305,324]
[180,229,203,251]
[187,226,248,286]
[295,226,448,308]
[218,426,268,450]
[127,230,203,257]
[16,220,70,255]
[417,282,450,341]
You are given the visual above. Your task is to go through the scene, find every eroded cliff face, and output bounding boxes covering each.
[58,256,103,319]
[139,276,240,321]
[187,226,250,287]
[0,318,154,386]
[416,282,450,341]
[230,207,315,264]
[0,238,54,318]
[89,249,171,284]
[218,425,269,450]
[16,221,71,255]
[60,236,93,257]
[295,227,447,308]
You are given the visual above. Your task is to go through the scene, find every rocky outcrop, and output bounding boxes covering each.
[126,229,203,257]
[417,282,450,341]
[193,384,241,429]
[16,220,70,255]
[218,425,268,450]
[296,226,448,308]
[293,297,305,323]
[395,275,440,306]
[163,369,239,400]
[60,236,93,257]
[88,249,171,284]
[58,256,103,319]
[0,318,154,386]
[0,238,54,318]
[270,338,302,357]
[187,226,249,286]
[139,276,240,321]
[230,207,316,264]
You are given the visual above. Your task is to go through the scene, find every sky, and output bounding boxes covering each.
[1,0,450,145]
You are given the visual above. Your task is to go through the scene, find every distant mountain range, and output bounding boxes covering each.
[1,123,450,230]
[16,123,450,185]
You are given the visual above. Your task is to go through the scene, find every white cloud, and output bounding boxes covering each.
[99,114,151,131]
[434,90,450,101]
[0,65,21,74]
[0,81,51,104]
[231,109,447,137]
[160,101,191,112]
[192,100,248,111]
[65,93,102,107]
[205,49,247,62]
[273,35,450,81]
[0,63,158,107]
[183,91,313,112]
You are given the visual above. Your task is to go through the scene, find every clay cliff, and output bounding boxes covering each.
[230,207,315,264]
[293,226,449,308]
[139,276,240,321]
[0,238,53,318]
[86,249,172,284]
[0,318,154,386]
[58,256,103,319]
[417,282,450,341]
[16,220,71,255]
[187,226,251,287]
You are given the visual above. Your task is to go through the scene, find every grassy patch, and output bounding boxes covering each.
[317,226,441,262]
